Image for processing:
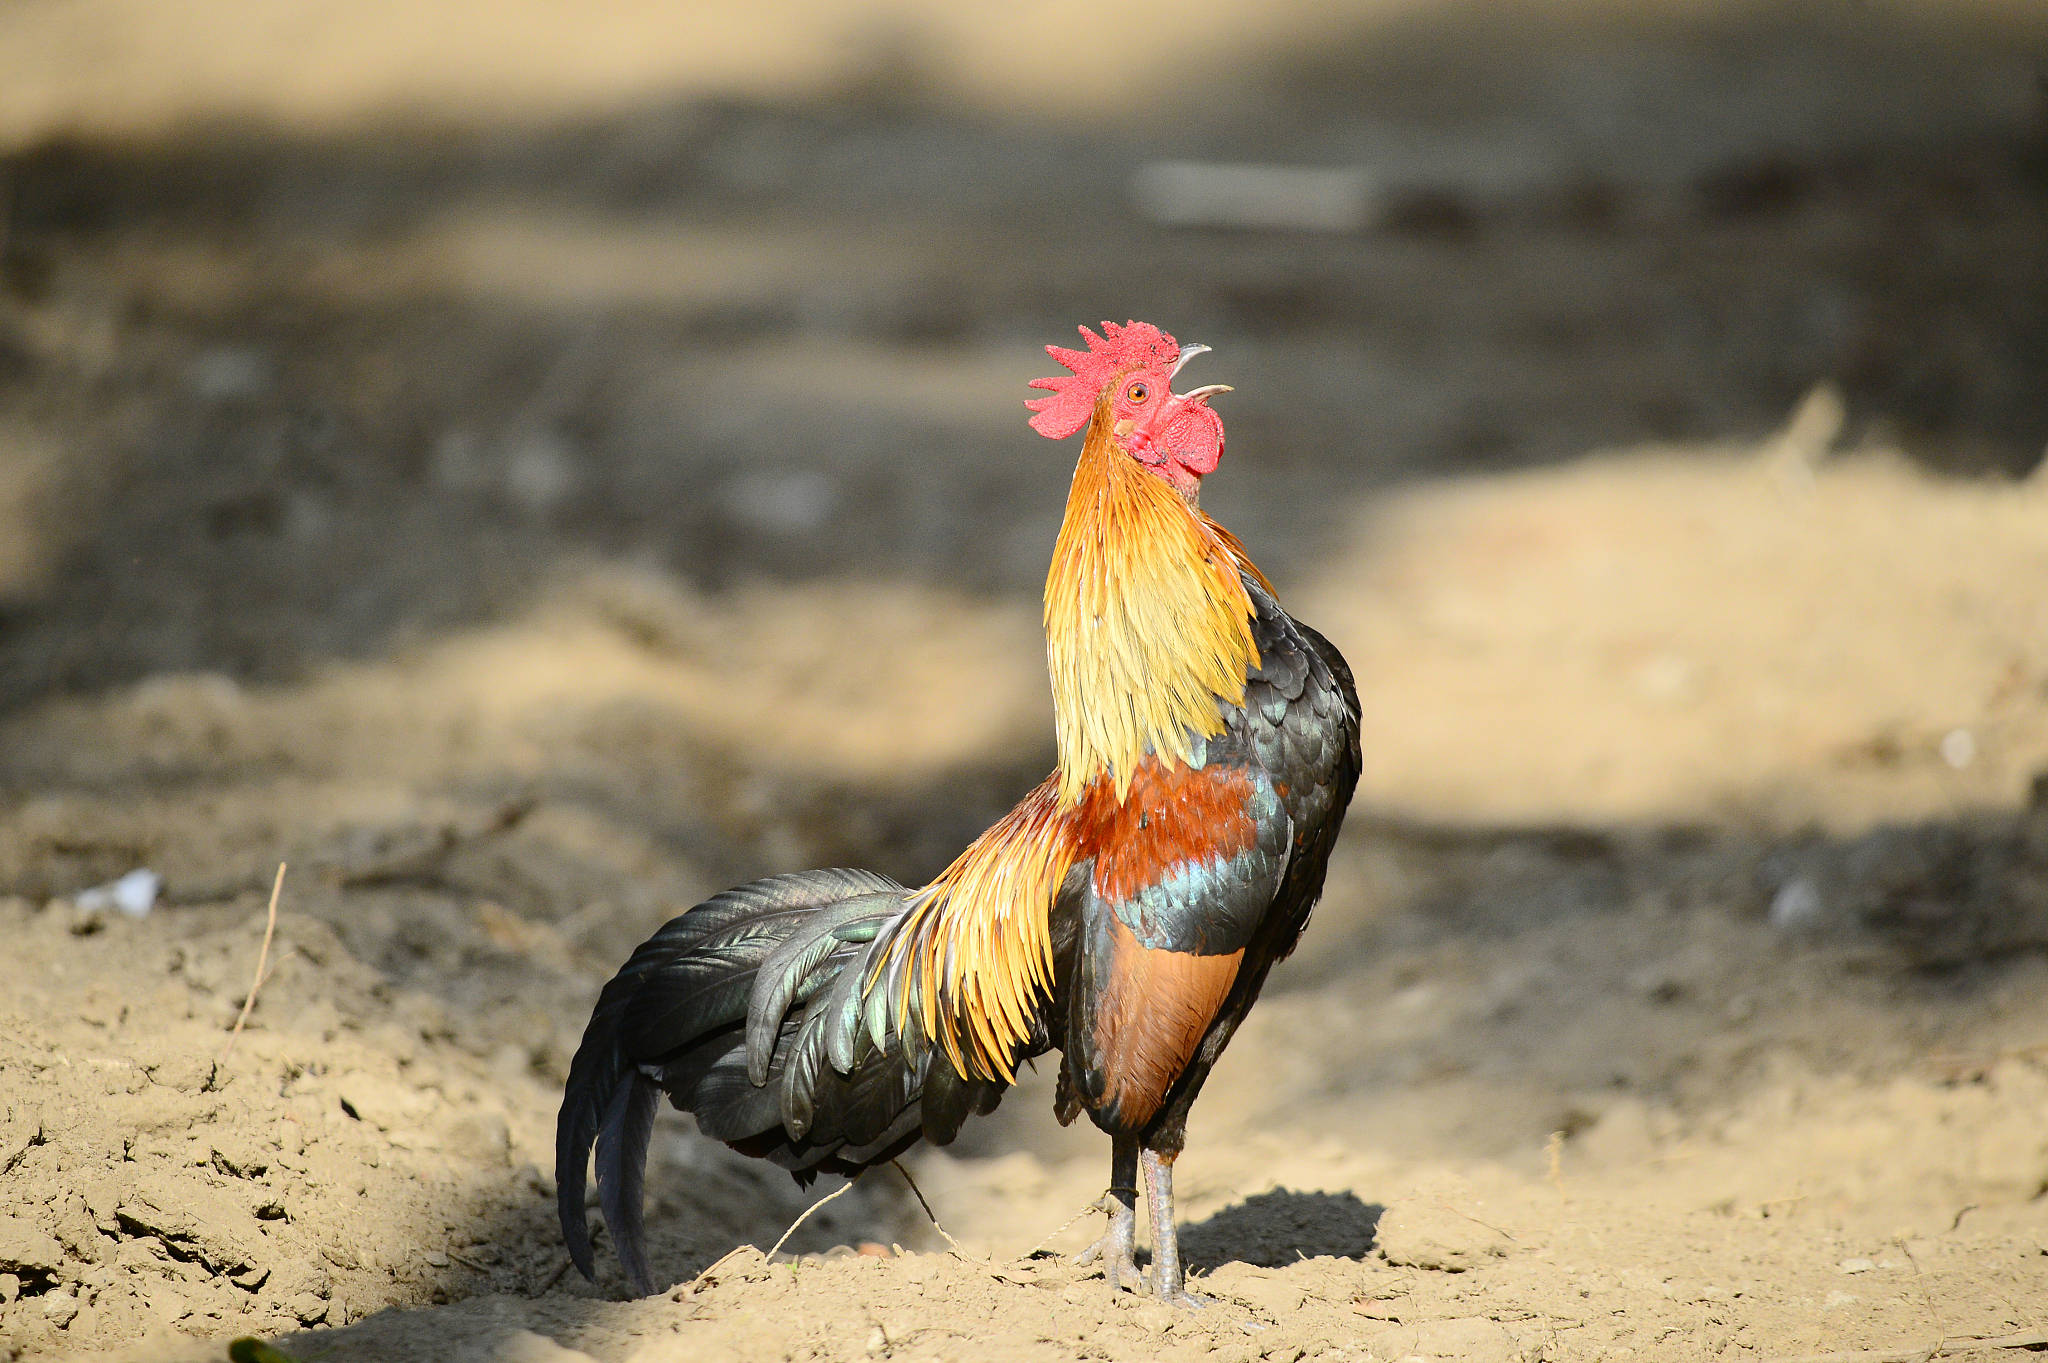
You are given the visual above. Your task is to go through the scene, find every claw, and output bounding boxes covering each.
[1071,1230,1143,1294]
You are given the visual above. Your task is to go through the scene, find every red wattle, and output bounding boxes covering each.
[1161,401,1224,478]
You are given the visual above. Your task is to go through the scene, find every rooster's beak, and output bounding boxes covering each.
[1169,342,1211,379]
[1176,383,1233,403]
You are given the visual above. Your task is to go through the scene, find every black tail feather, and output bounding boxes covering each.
[555,868,1034,1294]
[594,1071,659,1295]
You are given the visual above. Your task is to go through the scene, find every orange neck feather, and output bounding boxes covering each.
[1043,406,1261,806]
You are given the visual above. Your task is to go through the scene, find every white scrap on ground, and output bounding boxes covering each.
[76,868,163,919]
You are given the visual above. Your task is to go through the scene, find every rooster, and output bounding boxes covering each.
[556,321,1360,1305]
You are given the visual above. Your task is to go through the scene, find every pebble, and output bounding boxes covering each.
[41,1288,79,1327]
[1768,877,1825,932]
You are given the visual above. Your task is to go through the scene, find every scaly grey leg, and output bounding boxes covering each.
[1142,1148,1210,1307]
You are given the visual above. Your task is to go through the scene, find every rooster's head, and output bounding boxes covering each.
[1025,321,1229,497]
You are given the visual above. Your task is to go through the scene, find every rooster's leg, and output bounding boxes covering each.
[1141,1148,1209,1307]
[1073,1134,1141,1292]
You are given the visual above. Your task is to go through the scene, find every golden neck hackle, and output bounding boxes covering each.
[1043,405,1261,807]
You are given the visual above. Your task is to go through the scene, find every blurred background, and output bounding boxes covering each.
[3,2,2048,1358]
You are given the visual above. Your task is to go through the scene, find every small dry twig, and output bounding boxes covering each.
[670,1245,753,1300]
[767,1179,854,1260]
[536,1257,576,1294]
[1435,1200,1515,1241]
[891,1159,964,1255]
[219,863,286,1062]
[1543,1129,1569,1202]
[1023,1197,1111,1261]
[1895,1236,1948,1352]
[1765,1328,2048,1363]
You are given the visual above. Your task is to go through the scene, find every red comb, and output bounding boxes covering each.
[1025,320,1181,439]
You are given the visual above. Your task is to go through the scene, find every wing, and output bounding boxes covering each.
[1248,603,1363,953]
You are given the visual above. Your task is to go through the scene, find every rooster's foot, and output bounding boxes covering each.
[1073,1193,1141,1293]
[1073,1238,1142,1292]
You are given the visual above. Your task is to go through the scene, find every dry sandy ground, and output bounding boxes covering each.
[2,3,2048,1361]
[6,447,2048,1363]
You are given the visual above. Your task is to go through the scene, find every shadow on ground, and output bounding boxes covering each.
[1180,1189,1385,1273]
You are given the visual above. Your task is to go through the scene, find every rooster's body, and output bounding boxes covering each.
[557,322,1360,1303]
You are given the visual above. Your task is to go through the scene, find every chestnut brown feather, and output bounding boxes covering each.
[1090,917,1243,1129]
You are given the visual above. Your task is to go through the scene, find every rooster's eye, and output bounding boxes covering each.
[1126,382,1149,404]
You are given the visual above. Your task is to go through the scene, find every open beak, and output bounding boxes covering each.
[1169,342,1211,379]
[1176,383,1233,404]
